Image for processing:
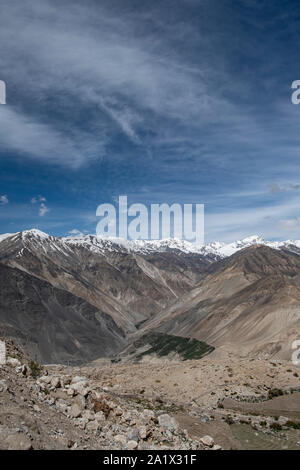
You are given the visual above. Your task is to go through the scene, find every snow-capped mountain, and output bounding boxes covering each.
[62,232,300,258]
[1,228,300,362]
[1,229,300,259]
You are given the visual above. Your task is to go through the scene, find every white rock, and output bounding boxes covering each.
[86,420,100,433]
[69,382,90,397]
[39,375,52,384]
[138,426,147,440]
[71,403,82,418]
[200,435,215,447]
[143,409,155,419]
[158,414,179,431]
[50,377,61,388]
[71,376,87,384]
[7,357,21,367]
[127,440,138,450]
[0,379,8,392]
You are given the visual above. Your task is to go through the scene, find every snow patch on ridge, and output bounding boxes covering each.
[1,229,300,259]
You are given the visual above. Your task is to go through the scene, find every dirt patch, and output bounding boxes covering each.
[174,412,242,450]
[223,392,300,421]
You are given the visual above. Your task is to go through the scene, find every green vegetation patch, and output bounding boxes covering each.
[133,332,214,361]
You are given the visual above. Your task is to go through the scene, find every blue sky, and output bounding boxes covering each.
[1,0,300,242]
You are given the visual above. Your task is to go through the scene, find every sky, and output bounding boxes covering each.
[1,0,300,243]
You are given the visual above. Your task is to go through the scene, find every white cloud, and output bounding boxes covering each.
[205,196,300,242]
[39,202,49,216]
[0,195,8,205]
[31,195,46,204]
[67,228,84,237]
[0,106,105,168]
[0,0,232,167]
[277,217,300,230]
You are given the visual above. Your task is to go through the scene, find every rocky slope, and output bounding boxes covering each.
[1,229,300,362]
[0,338,216,450]
[141,245,300,359]
[2,338,299,450]
[0,264,125,364]
[0,230,210,334]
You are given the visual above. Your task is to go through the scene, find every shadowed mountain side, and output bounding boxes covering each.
[0,231,211,333]
[0,263,125,364]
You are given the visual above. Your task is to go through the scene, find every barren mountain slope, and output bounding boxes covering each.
[141,246,300,359]
[0,231,211,333]
[0,263,125,364]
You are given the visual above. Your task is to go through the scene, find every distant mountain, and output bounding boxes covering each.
[0,229,210,338]
[141,245,300,359]
[1,229,300,362]
[2,228,300,258]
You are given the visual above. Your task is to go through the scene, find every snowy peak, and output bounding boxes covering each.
[21,228,51,239]
[61,235,204,255]
[216,235,265,257]
[1,229,300,260]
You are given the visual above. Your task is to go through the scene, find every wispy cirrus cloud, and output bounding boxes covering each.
[0,0,235,167]
[1,1,300,242]
[0,106,107,168]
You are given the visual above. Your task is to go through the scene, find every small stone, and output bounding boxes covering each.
[158,414,179,431]
[126,440,138,450]
[200,435,215,447]
[71,376,87,384]
[0,379,8,392]
[70,382,90,397]
[86,420,100,433]
[143,409,155,420]
[138,425,147,440]
[115,406,123,416]
[127,428,139,442]
[39,375,52,384]
[71,403,82,418]
[50,377,61,388]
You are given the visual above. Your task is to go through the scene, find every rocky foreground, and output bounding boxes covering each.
[0,339,300,450]
[0,339,220,450]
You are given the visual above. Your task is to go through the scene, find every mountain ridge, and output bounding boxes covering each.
[2,228,300,259]
[0,229,300,362]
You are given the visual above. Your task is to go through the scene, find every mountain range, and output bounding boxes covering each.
[0,229,299,363]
